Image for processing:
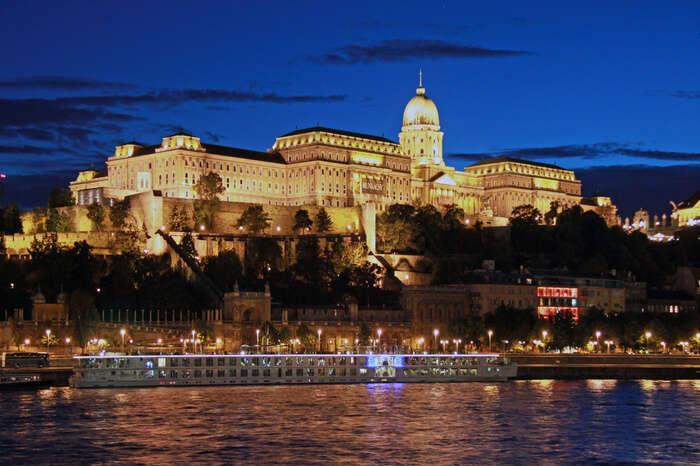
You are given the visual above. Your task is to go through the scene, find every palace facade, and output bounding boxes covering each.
[70,78,582,221]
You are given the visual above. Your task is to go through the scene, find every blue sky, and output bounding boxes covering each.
[1,0,699,216]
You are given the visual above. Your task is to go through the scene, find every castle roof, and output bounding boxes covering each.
[280,126,396,144]
[467,156,567,171]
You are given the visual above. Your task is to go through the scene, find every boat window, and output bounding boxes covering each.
[229,369,236,377]
[240,369,248,377]
[285,368,293,377]
[296,368,304,377]
[263,369,270,377]
[252,369,260,377]
[158,358,167,368]
[273,358,282,366]
[306,368,314,377]
[170,359,179,367]
[194,359,202,367]
[241,358,250,366]
[230,358,237,366]
[217,370,225,377]
[206,370,214,378]
[251,358,259,367]
[183,370,191,378]
[307,358,315,366]
[318,358,326,366]
[194,370,202,377]
[359,368,367,375]
[170,370,178,378]
[159,370,167,378]
[350,367,357,376]
[206,358,213,367]
[317,368,326,376]
[295,357,304,366]
[328,368,335,376]
[262,358,271,367]
[217,358,225,366]
[182,359,190,367]
[286,358,293,366]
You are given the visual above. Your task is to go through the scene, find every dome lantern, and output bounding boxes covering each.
[402,70,439,128]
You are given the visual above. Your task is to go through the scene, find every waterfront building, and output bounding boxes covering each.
[69,76,583,224]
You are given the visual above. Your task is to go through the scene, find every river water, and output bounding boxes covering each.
[1,380,698,464]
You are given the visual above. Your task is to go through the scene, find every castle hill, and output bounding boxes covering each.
[0,77,698,363]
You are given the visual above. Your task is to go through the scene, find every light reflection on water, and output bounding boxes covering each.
[1,381,699,464]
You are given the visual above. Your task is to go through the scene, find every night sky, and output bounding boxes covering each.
[1,1,699,217]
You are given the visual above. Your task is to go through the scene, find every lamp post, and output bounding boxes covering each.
[256,329,260,347]
[45,329,51,352]
[644,331,651,352]
[605,340,612,353]
[696,332,700,354]
[541,330,548,352]
[120,328,126,353]
[192,330,196,353]
[660,341,666,354]
[433,329,439,352]
[487,330,493,352]
[317,329,322,353]
[377,328,382,347]
[595,330,601,352]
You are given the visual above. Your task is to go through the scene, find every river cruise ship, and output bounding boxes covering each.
[70,353,517,388]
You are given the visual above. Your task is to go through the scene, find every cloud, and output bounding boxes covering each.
[0,76,138,90]
[669,91,700,100]
[56,89,348,106]
[308,39,533,64]
[0,144,63,155]
[450,142,700,164]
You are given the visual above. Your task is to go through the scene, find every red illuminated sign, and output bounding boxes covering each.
[537,287,578,298]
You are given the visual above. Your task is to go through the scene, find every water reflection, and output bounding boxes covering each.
[0,381,698,464]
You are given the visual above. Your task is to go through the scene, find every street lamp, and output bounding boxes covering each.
[120,328,126,353]
[256,329,260,347]
[192,329,196,352]
[605,340,612,353]
[317,329,322,353]
[595,330,601,352]
[487,330,493,352]
[433,329,439,352]
[45,329,51,351]
[695,332,700,354]
[644,331,651,352]
[377,328,382,346]
[660,341,666,353]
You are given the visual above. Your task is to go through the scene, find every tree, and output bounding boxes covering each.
[1,202,23,234]
[296,323,314,351]
[359,322,372,345]
[8,317,23,351]
[236,205,271,234]
[31,207,46,233]
[47,188,74,208]
[202,250,243,292]
[293,209,313,233]
[68,289,97,353]
[315,207,333,233]
[109,199,130,230]
[86,203,105,231]
[377,204,417,253]
[45,208,70,232]
[179,232,197,260]
[194,172,224,230]
[261,320,278,346]
[169,205,191,231]
[510,204,542,227]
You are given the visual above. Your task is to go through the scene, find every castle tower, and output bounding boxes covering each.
[399,70,444,167]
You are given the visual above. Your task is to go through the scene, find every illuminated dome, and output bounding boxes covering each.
[402,77,439,127]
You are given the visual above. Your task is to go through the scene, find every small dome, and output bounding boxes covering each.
[403,88,439,127]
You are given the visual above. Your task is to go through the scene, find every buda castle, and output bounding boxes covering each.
[70,76,582,222]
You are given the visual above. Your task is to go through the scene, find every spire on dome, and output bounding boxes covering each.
[416,68,425,95]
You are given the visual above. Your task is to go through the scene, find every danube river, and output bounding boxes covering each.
[2,381,699,464]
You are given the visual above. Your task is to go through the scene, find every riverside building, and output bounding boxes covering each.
[70,76,582,222]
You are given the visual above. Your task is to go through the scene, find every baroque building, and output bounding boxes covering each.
[70,76,582,221]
